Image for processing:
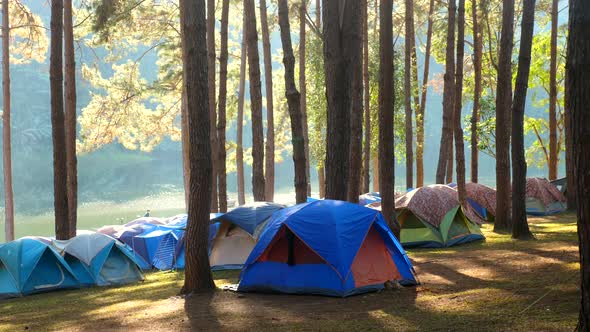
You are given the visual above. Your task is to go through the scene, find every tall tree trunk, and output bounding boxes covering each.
[323,0,359,200]
[347,2,363,203]
[300,1,311,196]
[278,0,308,205]
[217,0,229,212]
[566,0,590,326]
[565,67,576,211]
[245,0,266,202]
[64,0,77,238]
[511,0,535,240]
[207,0,218,212]
[372,157,379,192]
[50,0,70,240]
[2,0,14,242]
[404,0,414,190]
[454,0,466,205]
[446,140,454,183]
[548,0,558,180]
[179,0,215,294]
[379,0,399,238]
[362,0,371,193]
[318,166,325,198]
[260,0,274,201]
[417,0,435,188]
[471,0,483,183]
[436,0,456,184]
[236,14,247,206]
[494,0,515,233]
[181,91,190,208]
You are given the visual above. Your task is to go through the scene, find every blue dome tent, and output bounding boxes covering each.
[237,200,417,297]
[54,233,144,287]
[0,238,79,299]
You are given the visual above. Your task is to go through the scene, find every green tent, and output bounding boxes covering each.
[395,185,485,248]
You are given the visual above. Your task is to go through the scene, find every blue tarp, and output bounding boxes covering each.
[0,239,79,299]
[211,202,285,235]
[238,200,417,297]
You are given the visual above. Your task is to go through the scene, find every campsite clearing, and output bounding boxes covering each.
[0,213,579,331]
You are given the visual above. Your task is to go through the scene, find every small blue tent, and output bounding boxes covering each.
[237,200,417,297]
[114,224,156,269]
[0,238,79,299]
[55,233,144,287]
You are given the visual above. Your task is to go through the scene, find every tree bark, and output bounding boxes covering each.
[278,0,308,205]
[347,1,363,203]
[207,0,218,212]
[436,0,456,185]
[181,91,190,208]
[454,0,466,205]
[245,0,266,202]
[379,0,399,238]
[217,0,229,212]
[404,0,415,190]
[64,0,77,238]
[548,0,558,181]
[300,1,311,196]
[565,61,576,211]
[322,0,359,200]
[494,0,515,233]
[50,0,70,240]
[179,0,215,294]
[470,0,482,184]
[2,0,14,242]
[566,0,590,327]
[416,0,435,188]
[260,0,274,201]
[511,0,535,240]
[362,0,371,193]
[236,13,247,206]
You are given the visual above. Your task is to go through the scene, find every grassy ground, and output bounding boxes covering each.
[0,213,580,331]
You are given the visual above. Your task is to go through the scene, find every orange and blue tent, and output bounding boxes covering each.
[237,200,416,297]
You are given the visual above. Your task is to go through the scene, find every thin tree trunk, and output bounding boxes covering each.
[278,0,308,205]
[2,0,14,242]
[454,0,466,205]
[548,0,558,180]
[511,0,535,240]
[379,0,399,238]
[471,0,483,183]
[260,0,274,201]
[436,0,456,184]
[566,0,590,326]
[179,0,215,294]
[347,1,363,203]
[372,157,379,192]
[447,140,454,183]
[404,0,414,190]
[318,167,325,198]
[362,0,371,193]
[323,0,358,200]
[245,0,266,202]
[64,0,77,238]
[300,1,311,197]
[217,0,229,212]
[50,0,70,240]
[417,0,435,188]
[236,14,247,206]
[494,0,515,233]
[181,91,190,208]
[315,0,320,28]
[207,0,218,212]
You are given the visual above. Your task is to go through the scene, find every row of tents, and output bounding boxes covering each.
[0,234,144,299]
